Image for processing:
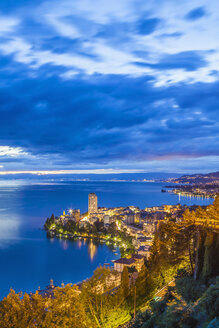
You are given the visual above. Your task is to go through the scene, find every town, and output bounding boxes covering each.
[44,192,204,289]
[163,171,219,199]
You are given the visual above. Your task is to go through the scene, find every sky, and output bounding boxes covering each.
[0,0,219,175]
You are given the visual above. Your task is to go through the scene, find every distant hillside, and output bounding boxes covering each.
[0,172,181,181]
[172,171,219,184]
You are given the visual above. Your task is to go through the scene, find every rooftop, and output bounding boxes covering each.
[138,245,151,251]
[114,258,136,265]
[132,254,144,260]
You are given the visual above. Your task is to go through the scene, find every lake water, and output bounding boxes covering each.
[0,179,213,299]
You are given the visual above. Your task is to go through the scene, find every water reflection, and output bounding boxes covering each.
[0,216,20,248]
[61,240,69,251]
[178,193,213,205]
[0,179,28,187]
[88,240,97,262]
[77,239,82,248]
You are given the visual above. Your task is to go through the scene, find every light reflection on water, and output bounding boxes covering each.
[88,240,97,262]
[0,216,20,248]
[178,193,213,205]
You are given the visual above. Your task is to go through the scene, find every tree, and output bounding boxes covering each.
[120,267,130,299]
[0,289,46,328]
[44,214,55,230]
[94,219,104,232]
[135,265,154,303]
[65,220,76,233]
[43,284,91,328]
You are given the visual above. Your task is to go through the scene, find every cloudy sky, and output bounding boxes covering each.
[0,0,218,174]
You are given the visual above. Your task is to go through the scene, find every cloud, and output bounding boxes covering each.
[185,6,207,21]
[0,64,218,171]
[45,14,81,39]
[0,169,143,175]
[159,32,183,38]
[137,17,161,35]
[0,0,218,173]
[0,15,20,34]
[0,146,28,157]
[134,51,208,71]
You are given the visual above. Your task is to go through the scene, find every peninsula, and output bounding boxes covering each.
[44,192,216,275]
[163,171,219,199]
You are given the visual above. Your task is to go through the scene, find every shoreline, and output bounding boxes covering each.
[45,228,133,253]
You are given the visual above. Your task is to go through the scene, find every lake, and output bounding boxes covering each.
[0,179,213,299]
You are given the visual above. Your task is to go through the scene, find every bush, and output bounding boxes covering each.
[141,315,157,328]
[207,318,219,328]
[181,316,198,328]
[130,311,151,328]
[175,268,190,279]
[198,279,219,317]
[175,277,207,303]
[150,299,167,315]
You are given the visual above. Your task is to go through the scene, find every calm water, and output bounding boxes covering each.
[0,179,213,299]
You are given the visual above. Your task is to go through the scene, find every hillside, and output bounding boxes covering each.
[170,171,219,184]
[128,275,219,328]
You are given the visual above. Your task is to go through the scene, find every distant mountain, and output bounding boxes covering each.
[171,171,219,184]
[0,172,181,182]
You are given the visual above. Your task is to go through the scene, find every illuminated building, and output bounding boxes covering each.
[113,258,136,272]
[71,209,80,222]
[88,193,98,215]
[125,212,135,225]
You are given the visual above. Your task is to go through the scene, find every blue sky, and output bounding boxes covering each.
[0,0,218,174]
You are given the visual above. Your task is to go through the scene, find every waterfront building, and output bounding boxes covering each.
[103,215,110,225]
[70,209,80,222]
[103,215,115,226]
[125,212,135,225]
[137,245,151,259]
[89,216,99,224]
[89,212,104,224]
[113,254,144,272]
[88,193,98,215]
[134,212,141,224]
[143,220,158,234]
[132,254,144,271]
[133,236,153,248]
[113,257,136,272]
[93,270,121,294]
[123,223,143,238]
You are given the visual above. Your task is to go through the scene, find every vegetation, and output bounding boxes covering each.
[128,276,219,328]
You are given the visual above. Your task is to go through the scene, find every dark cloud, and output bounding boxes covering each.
[185,7,207,21]
[134,51,208,71]
[136,18,161,35]
[159,32,183,38]
[0,51,218,169]
[0,0,218,172]
[95,22,133,46]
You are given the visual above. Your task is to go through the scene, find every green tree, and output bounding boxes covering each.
[43,284,91,328]
[136,265,154,303]
[120,266,130,299]
[44,214,55,230]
